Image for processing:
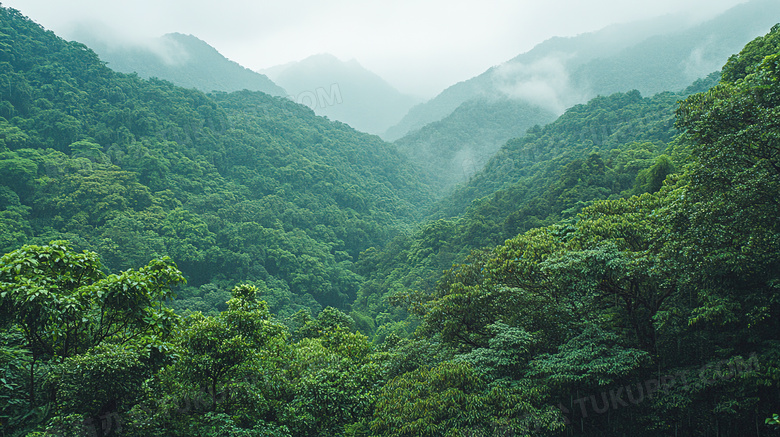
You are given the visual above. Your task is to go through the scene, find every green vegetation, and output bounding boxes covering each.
[1,5,779,437]
[0,6,433,318]
[351,84,712,336]
[385,0,780,192]
[394,97,557,192]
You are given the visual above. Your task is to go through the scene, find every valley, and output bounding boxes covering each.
[0,2,779,436]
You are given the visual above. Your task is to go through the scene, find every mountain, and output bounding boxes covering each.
[383,12,690,141]
[568,0,780,96]
[432,81,710,224]
[4,5,780,437]
[355,84,695,330]
[70,30,288,96]
[391,0,780,140]
[394,98,557,193]
[262,54,422,136]
[0,6,433,315]
[385,0,780,192]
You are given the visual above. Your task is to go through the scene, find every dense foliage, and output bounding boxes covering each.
[393,97,557,192]
[350,82,717,338]
[384,0,780,191]
[391,24,780,436]
[1,5,779,437]
[0,6,433,319]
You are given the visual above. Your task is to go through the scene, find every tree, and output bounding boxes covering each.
[130,284,289,436]
[672,26,780,348]
[280,307,378,436]
[52,343,147,429]
[173,285,286,411]
[0,241,184,411]
[370,361,563,436]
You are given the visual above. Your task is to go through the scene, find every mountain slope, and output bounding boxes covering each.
[389,0,779,141]
[385,0,780,192]
[71,30,288,96]
[386,25,780,436]
[383,12,690,141]
[0,6,433,313]
[354,85,694,328]
[263,54,421,136]
[393,98,557,193]
[570,0,780,96]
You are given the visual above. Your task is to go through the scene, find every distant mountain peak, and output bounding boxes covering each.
[383,0,780,192]
[70,28,287,96]
[262,53,422,136]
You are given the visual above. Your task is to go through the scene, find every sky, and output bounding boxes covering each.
[2,0,750,98]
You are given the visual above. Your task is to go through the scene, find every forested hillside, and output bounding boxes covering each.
[0,6,433,318]
[350,80,711,340]
[1,3,779,437]
[386,0,780,192]
[435,74,719,219]
[381,26,780,435]
[393,97,557,193]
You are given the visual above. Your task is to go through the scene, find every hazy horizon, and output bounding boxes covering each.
[2,0,750,98]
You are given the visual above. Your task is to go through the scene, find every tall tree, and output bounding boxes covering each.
[0,241,183,410]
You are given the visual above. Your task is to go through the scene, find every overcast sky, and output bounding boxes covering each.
[3,0,749,98]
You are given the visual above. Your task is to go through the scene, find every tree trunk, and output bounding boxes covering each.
[211,377,217,412]
[29,352,36,409]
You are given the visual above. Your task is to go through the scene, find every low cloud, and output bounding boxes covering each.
[144,36,191,66]
[491,53,582,115]
[68,21,191,66]
[682,35,724,81]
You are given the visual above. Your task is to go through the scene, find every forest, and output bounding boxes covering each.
[0,5,778,437]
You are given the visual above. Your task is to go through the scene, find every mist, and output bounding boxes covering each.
[69,22,193,66]
[2,2,779,435]
[3,0,749,98]
[492,54,581,115]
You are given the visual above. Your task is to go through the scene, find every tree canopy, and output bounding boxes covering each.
[0,5,779,436]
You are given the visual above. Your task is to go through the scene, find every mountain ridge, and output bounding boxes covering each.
[70,29,288,96]
[383,0,780,193]
[262,53,422,136]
